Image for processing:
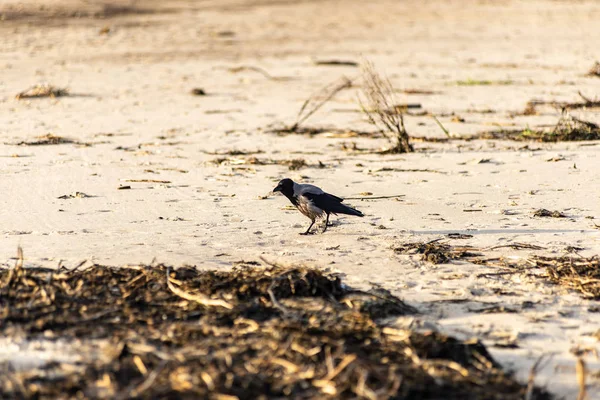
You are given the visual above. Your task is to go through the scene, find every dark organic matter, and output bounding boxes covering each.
[0,261,549,399]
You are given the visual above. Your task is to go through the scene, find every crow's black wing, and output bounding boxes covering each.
[303,192,363,217]
[326,193,344,203]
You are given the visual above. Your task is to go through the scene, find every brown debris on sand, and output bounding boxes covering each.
[227,65,292,81]
[210,156,324,171]
[57,192,93,199]
[16,84,69,99]
[521,100,540,115]
[0,260,550,400]
[533,209,567,218]
[314,60,358,67]
[393,239,482,264]
[395,239,600,303]
[586,62,600,77]
[518,92,600,115]
[14,134,78,146]
[534,255,600,299]
[190,88,207,96]
[560,92,600,110]
[401,89,440,95]
[477,112,600,142]
[550,112,600,141]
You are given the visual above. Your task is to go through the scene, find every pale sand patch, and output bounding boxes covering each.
[2,0,600,397]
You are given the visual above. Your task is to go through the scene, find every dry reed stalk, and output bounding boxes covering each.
[359,61,413,153]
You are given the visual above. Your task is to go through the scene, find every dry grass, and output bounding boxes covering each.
[15,84,69,99]
[13,133,77,146]
[561,92,600,110]
[395,239,600,301]
[393,238,600,300]
[477,111,600,142]
[359,61,413,153]
[288,77,352,133]
[0,257,550,399]
[549,112,600,141]
[537,255,600,299]
[265,77,354,135]
[393,239,482,264]
[209,156,323,170]
[519,92,600,115]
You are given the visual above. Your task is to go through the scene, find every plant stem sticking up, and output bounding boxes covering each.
[359,62,413,153]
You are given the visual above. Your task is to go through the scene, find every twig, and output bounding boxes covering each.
[476,270,521,278]
[432,115,451,137]
[578,91,594,103]
[291,77,353,131]
[488,243,546,251]
[2,246,24,289]
[268,283,289,314]
[166,267,233,309]
[321,354,357,381]
[15,246,23,270]
[525,353,553,400]
[16,84,69,99]
[128,360,168,398]
[227,65,286,81]
[344,194,405,200]
[576,357,587,400]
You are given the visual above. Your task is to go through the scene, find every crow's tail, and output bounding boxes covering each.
[329,203,364,217]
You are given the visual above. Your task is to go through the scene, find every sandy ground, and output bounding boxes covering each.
[2,0,600,397]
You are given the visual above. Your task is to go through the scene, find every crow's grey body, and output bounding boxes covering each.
[293,182,326,220]
[273,178,363,234]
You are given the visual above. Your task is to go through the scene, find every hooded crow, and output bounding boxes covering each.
[273,178,364,235]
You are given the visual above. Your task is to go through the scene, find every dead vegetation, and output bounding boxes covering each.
[269,82,599,148]
[210,156,325,170]
[476,111,600,142]
[559,92,600,110]
[0,258,550,399]
[190,88,207,96]
[15,84,69,99]
[537,255,600,299]
[12,134,79,146]
[394,239,600,301]
[226,65,292,81]
[587,62,600,78]
[57,192,93,199]
[521,100,540,116]
[290,77,352,132]
[267,77,353,135]
[203,149,264,156]
[1,1,177,22]
[359,62,413,153]
[126,179,172,184]
[521,92,600,114]
[393,239,482,264]
[533,209,567,218]
[314,60,358,67]
[401,89,440,95]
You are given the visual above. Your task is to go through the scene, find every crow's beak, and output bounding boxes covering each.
[273,185,281,193]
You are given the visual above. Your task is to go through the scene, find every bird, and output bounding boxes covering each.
[272,178,364,235]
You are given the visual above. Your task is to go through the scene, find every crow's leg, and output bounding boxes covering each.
[322,212,331,233]
[300,220,316,235]
[326,212,334,227]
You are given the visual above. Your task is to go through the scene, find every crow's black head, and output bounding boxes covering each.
[273,178,294,198]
